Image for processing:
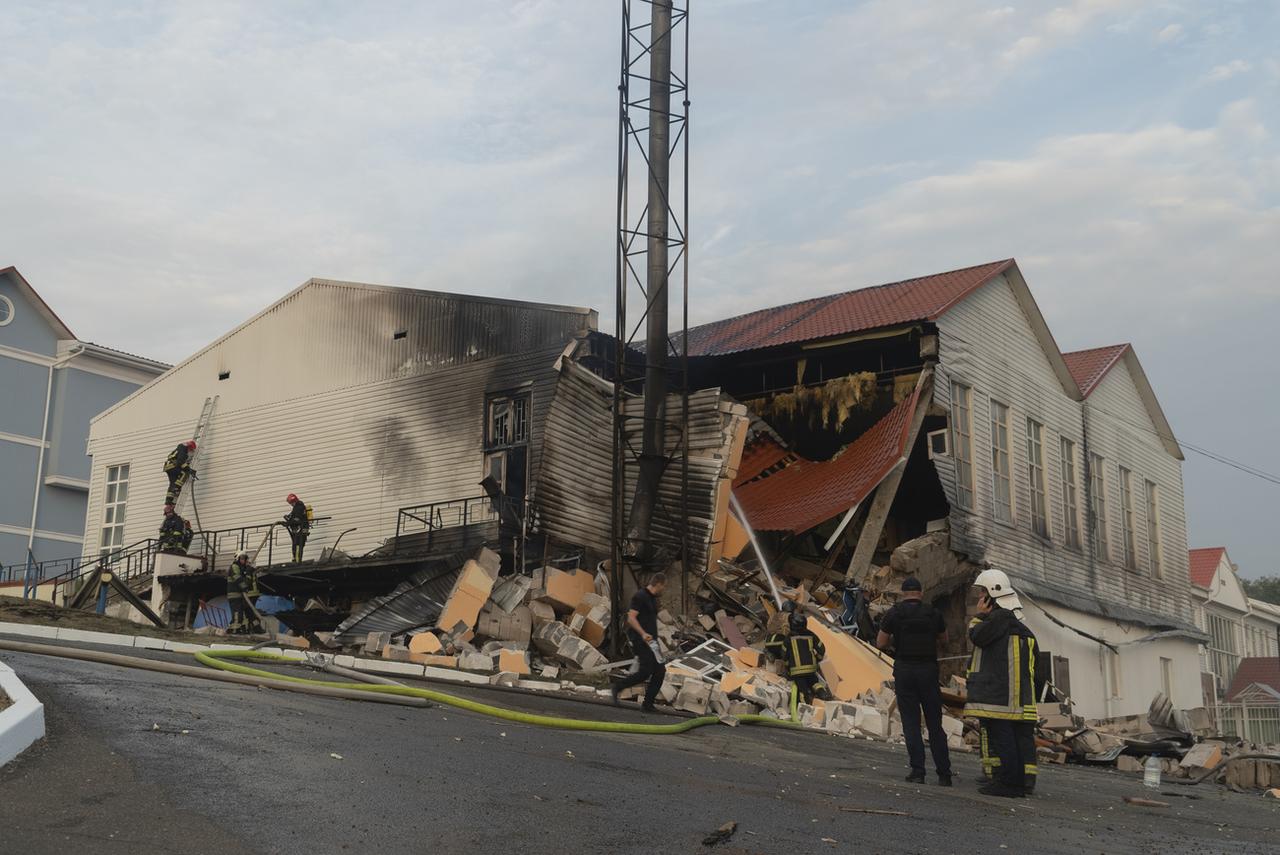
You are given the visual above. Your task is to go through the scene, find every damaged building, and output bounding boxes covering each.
[684,259,1204,720]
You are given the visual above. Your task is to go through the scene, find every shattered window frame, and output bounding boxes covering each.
[989,399,1014,525]
[485,390,531,451]
[1118,466,1138,570]
[1060,436,1081,549]
[1088,452,1111,562]
[99,462,130,557]
[1145,479,1163,578]
[949,381,974,509]
[1025,417,1049,539]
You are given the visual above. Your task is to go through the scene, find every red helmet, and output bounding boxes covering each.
[286,493,299,504]
[163,504,175,514]
[185,440,197,451]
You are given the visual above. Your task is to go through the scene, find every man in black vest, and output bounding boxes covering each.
[877,576,953,785]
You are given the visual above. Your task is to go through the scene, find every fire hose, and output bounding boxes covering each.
[0,639,803,737]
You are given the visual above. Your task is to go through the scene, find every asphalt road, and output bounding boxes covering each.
[2,643,1278,855]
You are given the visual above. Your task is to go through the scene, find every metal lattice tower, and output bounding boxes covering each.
[610,0,691,641]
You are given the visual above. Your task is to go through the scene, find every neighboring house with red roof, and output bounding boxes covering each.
[687,257,1202,719]
[1188,545,1280,706]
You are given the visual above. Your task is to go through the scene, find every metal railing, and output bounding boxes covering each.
[43,539,163,607]
[189,517,332,571]
[1215,702,1280,745]
[394,494,526,553]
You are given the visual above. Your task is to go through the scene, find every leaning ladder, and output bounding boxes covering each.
[174,395,218,525]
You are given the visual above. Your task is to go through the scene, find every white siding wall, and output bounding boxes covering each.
[936,275,1200,715]
[85,346,566,562]
[85,281,593,564]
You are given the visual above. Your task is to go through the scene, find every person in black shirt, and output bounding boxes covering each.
[611,572,667,712]
[877,576,953,785]
[283,493,310,562]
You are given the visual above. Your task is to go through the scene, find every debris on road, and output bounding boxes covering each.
[701,821,736,846]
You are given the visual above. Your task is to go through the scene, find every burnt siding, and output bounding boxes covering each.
[935,275,1192,624]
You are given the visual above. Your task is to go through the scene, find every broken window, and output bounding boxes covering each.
[950,381,974,509]
[485,392,531,449]
[1026,418,1049,538]
[1088,452,1110,561]
[1145,479,1163,577]
[99,463,130,557]
[1060,437,1081,549]
[989,400,1013,524]
[1118,466,1137,570]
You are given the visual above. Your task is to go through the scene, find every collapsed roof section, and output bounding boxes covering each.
[732,387,922,535]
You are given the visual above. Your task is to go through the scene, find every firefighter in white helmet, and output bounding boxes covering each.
[226,550,259,634]
[964,568,1039,798]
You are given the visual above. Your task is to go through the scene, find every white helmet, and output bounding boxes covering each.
[235,550,250,562]
[974,568,1023,613]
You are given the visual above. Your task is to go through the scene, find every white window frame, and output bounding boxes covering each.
[1089,453,1110,562]
[99,463,130,557]
[0,294,14,326]
[1145,479,1163,578]
[1160,657,1174,700]
[1118,466,1138,571]
[1060,437,1081,549]
[1206,611,1240,691]
[1026,418,1050,539]
[989,400,1014,525]
[950,381,975,510]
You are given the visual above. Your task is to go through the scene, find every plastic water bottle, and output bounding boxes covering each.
[1143,755,1161,789]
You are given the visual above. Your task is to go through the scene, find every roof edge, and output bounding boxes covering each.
[0,266,76,340]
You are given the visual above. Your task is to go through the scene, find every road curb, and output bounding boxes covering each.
[0,659,45,766]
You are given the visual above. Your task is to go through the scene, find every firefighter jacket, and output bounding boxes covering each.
[227,561,257,598]
[285,500,311,533]
[158,514,187,550]
[964,607,1038,721]
[164,444,190,473]
[766,629,825,678]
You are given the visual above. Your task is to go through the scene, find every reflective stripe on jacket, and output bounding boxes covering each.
[964,607,1038,721]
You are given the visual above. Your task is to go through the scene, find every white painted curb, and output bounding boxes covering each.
[0,659,45,766]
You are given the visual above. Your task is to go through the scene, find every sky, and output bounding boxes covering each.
[1,0,1277,577]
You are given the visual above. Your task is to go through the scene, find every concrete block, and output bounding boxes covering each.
[674,680,713,715]
[0,622,58,639]
[1180,742,1223,772]
[133,635,169,651]
[333,655,357,668]
[458,651,495,672]
[490,672,520,687]
[422,665,489,685]
[497,648,531,676]
[0,660,46,766]
[164,641,207,654]
[55,628,136,648]
[515,680,560,692]
[354,658,425,678]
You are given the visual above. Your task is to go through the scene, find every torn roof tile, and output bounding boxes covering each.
[732,389,920,534]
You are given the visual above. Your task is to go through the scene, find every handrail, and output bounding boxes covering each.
[393,494,525,556]
[189,517,332,571]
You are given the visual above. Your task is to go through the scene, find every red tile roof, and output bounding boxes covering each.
[732,389,920,533]
[1189,547,1226,589]
[733,434,791,487]
[684,260,1015,356]
[1225,657,1280,702]
[1062,344,1130,397]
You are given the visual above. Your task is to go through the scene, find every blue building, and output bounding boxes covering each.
[0,266,168,580]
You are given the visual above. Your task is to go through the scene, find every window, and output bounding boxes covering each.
[1118,467,1137,570]
[1088,453,1110,561]
[1060,438,1081,549]
[1160,657,1174,700]
[1145,480,1163,577]
[0,294,14,326]
[1026,418,1049,538]
[989,401,1014,524]
[217,370,231,381]
[950,382,974,509]
[485,392,531,450]
[99,464,130,557]
[1206,612,1240,691]
[393,330,408,340]
[1105,649,1122,699]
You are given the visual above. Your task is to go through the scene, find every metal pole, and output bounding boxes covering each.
[625,0,673,565]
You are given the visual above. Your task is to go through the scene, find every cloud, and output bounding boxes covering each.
[1204,59,1252,83]
[1156,23,1184,43]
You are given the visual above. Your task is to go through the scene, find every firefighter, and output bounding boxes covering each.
[768,610,828,718]
[964,568,1039,798]
[226,551,259,634]
[283,493,310,563]
[181,518,194,554]
[158,505,189,554]
[163,440,197,505]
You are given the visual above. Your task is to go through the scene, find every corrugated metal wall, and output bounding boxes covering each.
[935,275,1193,625]
[84,282,593,560]
[536,358,735,571]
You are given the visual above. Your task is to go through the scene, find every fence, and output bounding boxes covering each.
[1214,701,1280,745]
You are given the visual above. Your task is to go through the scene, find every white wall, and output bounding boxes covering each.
[1023,603,1203,719]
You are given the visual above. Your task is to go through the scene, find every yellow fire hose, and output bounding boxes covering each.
[0,638,802,737]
